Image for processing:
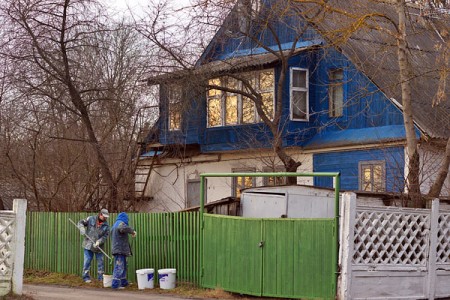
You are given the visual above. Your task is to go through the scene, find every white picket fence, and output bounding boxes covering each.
[0,199,27,296]
[339,193,450,300]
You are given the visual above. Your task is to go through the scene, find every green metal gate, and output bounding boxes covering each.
[200,172,339,299]
[202,215,335,299]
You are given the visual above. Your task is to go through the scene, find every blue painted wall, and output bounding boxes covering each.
[156,1,407,153]
[313,147,405,193]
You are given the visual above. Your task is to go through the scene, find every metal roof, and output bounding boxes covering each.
[146,46,313,85]
[147,0,449,139]
[295,0,450,138]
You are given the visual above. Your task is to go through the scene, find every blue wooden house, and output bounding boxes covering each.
[138,0,449,211]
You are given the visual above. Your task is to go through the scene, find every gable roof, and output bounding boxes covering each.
[294,0,449,138]
[148,0,449,139]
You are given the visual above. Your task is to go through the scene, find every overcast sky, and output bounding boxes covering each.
[103,0,191,18]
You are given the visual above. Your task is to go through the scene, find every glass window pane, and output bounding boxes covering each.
[293,70,306,88]
[225,95,238,125]
[169,109,181,130]
[373,165,383,191]
[292,91,307,119]
[227,77,238,90]
[242,97,255,124]
[235,176,253,197]
[208,98,222,127]
[329,69,343,117]
[329,85,343,117]
[259,70,274,90]
[168,85,182,130]
[208,78,221,97]
[360,162,385,192]
[261,92,273,119]
[244,176,253,188]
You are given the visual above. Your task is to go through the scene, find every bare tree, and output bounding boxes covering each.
[0,0,150,211]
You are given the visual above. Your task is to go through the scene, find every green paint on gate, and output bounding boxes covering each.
[203,215,263,295]
[200,172,340,299]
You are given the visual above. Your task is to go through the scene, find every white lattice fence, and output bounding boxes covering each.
[437,212,450,265]
[339,195,450,300]
[0,212,15,279]
[0,199,27,297]
[353,207,430,266]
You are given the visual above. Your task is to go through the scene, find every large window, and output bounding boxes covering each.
[232,168,256,198]
[329,68,344,117]
[359,160,386,192]
[290,68,309,121]
[263,166,286,186]
[168,85,182,130]
[207,69,274,127]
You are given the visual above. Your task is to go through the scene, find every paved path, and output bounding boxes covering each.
[23,284,199,300]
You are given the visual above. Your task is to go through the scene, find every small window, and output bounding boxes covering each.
[232,168,255,198]
[359,161,386,192]
[290,68,309,121]
[263,166,286,186]
[168,85,182,130]
[187,179,206,208]
[329,69,344,117]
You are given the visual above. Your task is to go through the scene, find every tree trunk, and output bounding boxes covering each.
[427,137,450,199]
[396,0,422,207]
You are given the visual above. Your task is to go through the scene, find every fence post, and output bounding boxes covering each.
[338,192,356,300]
[427,198,439,300]
[12,199,27,295]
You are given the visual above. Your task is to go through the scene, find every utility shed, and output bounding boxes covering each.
[240,185,392,218]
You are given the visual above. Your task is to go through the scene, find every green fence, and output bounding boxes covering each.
[202,214,335,299]
[25,211,200,284]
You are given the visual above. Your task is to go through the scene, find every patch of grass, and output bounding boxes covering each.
[23,270,285,299]
[23,270,243,299]
[24,270,83,287]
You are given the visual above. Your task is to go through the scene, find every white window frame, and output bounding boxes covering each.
[328,68,344,118]
[358,160,386,192]
[290,67,309,121]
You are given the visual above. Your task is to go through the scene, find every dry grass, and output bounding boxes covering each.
[23,270,283,299]
[0,293,34,300]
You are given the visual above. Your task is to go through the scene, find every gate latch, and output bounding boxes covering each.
[258,241,265,248]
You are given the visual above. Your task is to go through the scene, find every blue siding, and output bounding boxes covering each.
[203,1,323,63]
[154,2,412,157]
[158,85,204,145]
[313,147,405,193]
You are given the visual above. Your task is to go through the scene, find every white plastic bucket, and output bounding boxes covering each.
[158,268,176,289]
[136,268,154,289]
[103,275,112,288]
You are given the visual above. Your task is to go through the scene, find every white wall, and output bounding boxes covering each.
[419,143,450,197]
[137,150,313,212]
